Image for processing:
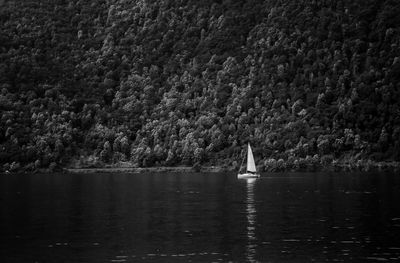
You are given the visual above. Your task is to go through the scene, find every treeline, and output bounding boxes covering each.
[1,0,400,172]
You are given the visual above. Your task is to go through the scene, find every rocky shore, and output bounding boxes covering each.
[65,159,400,174]
[2,159,399,175]
[65,165,230,174]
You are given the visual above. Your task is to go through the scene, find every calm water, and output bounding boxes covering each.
[1,172,400,262]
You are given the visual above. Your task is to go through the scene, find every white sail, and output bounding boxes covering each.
[246,143,257,173]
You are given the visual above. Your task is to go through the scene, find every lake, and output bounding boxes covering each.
[1,172,400,262]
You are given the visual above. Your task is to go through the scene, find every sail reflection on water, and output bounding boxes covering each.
[246,178,257,262]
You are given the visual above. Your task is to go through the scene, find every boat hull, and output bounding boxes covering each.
[237,173,260,179]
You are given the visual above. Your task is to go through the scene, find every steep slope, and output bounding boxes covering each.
[1,0,400,171]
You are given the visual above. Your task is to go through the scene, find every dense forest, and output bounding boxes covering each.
[1,0,400,172]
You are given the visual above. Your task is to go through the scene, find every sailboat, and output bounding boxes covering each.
[238,143,260,179]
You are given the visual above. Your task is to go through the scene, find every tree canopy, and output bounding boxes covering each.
[1,0,400,172]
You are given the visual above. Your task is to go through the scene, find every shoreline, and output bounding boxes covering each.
[64,158,400,174]
[65,162,400,174]
[65,166,232,174]
[2,160,399,175]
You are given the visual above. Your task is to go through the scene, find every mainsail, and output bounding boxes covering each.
[246,143,257,173]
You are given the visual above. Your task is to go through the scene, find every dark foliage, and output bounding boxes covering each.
[1,0,399,171]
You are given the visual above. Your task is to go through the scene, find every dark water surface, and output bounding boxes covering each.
[1,172,400,262]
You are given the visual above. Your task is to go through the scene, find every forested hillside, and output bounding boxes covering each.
[1,0,400,172]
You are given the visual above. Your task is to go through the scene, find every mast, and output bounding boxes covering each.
[246,143,257,173]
